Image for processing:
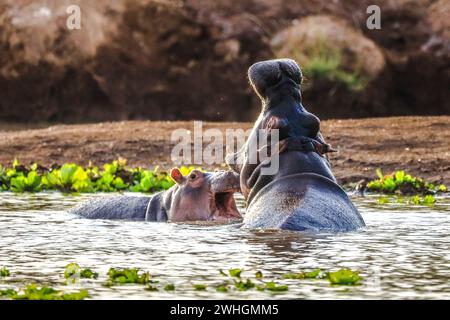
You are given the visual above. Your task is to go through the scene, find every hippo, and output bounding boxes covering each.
[226,58,365,232]
[70,168,241,222]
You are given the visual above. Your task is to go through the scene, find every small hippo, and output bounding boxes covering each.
[70,168,241,222]
[227,58,365,232]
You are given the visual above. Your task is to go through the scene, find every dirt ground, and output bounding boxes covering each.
[0,116,449,185]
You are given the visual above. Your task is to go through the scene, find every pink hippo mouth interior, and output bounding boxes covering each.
[212,191,241,220]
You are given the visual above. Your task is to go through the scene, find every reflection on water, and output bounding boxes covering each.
[0,192,449,299]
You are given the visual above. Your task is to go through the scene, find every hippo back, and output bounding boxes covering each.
[69,196,151,220]
[243,173,365,232]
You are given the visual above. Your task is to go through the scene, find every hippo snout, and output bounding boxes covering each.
[209,170,241,194]
[248,58,302,99]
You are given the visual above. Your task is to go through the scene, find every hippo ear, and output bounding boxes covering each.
[170,167,185,184]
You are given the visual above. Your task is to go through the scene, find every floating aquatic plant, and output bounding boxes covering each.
[64,263,98,281]
[164,284,175,291]
[367,169,446,196]
[193,284,207,291]
[233,279,256,291]
[228,268,242,278]
[0,284,88,300]
[326,269,362,286]
[262,281,289,292]
[145,285,159,291]
[0,266,366,298]
[0,266,10,277]
[282,268,322,280]
[215,284,229,292]
[377,194,437,206]
[107,268,151,285]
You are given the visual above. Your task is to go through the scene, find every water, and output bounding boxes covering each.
[0,192,449,299]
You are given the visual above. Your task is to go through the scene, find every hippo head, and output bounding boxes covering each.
[248,58,302,104]
[167,168,241,222]
[248,58,321,139]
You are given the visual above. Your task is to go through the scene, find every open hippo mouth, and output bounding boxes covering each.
[209,171,241,220]
[211,190,241,220]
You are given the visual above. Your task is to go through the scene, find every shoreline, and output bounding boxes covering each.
[1,116,449,185]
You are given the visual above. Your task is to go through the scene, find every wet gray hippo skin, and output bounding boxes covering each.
[70,169,241,222]
[227,58,365,232]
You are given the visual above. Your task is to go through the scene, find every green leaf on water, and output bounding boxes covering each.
[5,284,88,300]
[64,263,98,281]
[229,268,241,278]
[422,195,436,205]
[282,272,303,279]
[378,197,390,204]
[282,268,321,280]
[145,285,159,292]
[304,268,322,279]
[164,284,175,291]
[107,268,151,285]
[0,288,17,296]
[411,195,421,205]
[64,263,81,279]
[233,279,255,291]
[0,266,10,277]
[80,268,99,279]
[216,285,229,292]
[265,281,289,292]
[326,269,362,286]
[255,271,263,279]
[60,289,89,300]
[219,269,227,276]
[193,284,207,291]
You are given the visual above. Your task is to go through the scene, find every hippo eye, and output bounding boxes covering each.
[189,173,197,180]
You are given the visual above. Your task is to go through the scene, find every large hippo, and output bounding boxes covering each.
[227,58,365,232]
[70,168,241,222]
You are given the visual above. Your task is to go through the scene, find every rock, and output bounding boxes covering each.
[270,15,386,83]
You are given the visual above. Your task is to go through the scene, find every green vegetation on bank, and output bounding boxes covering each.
[1,161,446,208]
[367,169,446,196]
[0,159,202,194]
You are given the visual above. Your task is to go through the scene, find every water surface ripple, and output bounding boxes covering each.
[0,192,449,299]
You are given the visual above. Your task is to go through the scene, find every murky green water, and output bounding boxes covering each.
[0,192,449,299]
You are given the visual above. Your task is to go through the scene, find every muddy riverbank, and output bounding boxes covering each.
[0,116,449,185]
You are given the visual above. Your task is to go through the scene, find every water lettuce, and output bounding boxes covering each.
[367,169,446,195]
[107,267,151,285]
[0,159,201,194]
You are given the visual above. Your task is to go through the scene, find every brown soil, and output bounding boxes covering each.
[1,116,449,185]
